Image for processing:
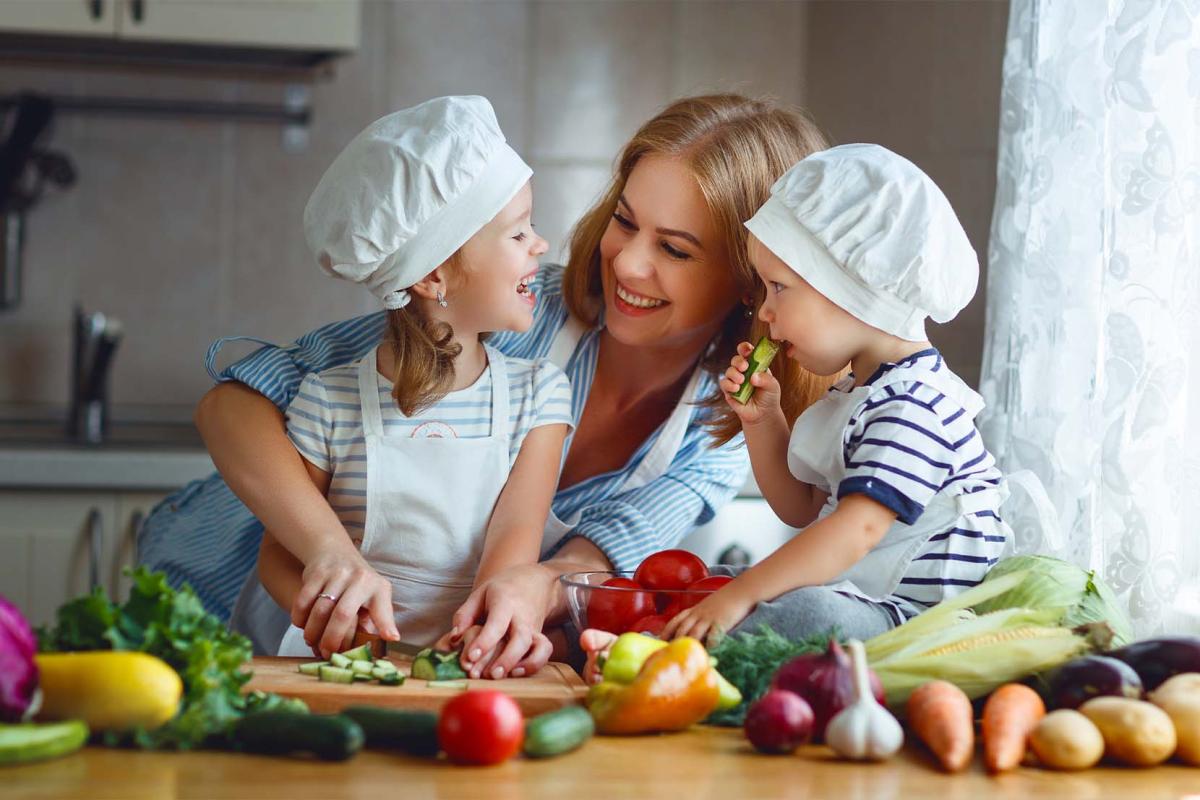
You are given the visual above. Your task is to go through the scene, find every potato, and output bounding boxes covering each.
[1080,697,1176,767]
[1029,709,1105,770]
[1150,672,1200,704]
[1150,692,1200,765]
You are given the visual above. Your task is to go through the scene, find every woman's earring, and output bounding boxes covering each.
[436,291,448,308]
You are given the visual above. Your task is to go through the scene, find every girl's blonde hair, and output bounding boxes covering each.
[385,252,465,416]
[562,94,840,445]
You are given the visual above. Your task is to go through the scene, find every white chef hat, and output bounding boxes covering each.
[744,143,978,341]
[303,96,532,309]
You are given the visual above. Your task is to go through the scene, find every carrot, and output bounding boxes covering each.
[982,683,1045,773]
[907,680,975,772]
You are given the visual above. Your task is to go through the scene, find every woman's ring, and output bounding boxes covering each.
[317,593,338,602]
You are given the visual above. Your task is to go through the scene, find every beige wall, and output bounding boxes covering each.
[0,0,1006,413]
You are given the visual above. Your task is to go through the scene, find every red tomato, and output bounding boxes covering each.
[633,549,709,592]
[675,574,734,611]
[586,577,655,634]
[437,690,524,765]
[626,614,669,636]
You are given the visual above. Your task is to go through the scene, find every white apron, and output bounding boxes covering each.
[787,361,1032,603]
[537,316,705,554]
[278,344,513,653]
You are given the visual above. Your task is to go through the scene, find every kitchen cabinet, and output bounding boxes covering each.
[0,489,168,628]
[0,0,359,51]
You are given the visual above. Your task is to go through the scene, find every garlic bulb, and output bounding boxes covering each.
[824,639,904,761]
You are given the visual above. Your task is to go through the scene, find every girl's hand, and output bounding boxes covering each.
[447,563,556,679]
[719,341,783,427]
[441,625,554,680]
[292,552,400,659]
[579,629,619,685]
[660,586,755,648]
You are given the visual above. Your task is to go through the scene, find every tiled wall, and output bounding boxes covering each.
[0,0,1006,413]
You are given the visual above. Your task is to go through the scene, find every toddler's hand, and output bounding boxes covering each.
[661,585,754,649]
[719,341,783,426]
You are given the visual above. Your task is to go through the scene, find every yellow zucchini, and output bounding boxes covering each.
[35,652,182,732]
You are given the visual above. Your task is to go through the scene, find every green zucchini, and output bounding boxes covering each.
[731,336,780,404]
[411,648,468,681]
[523,705,594,758]
[297,661,327,676]
[232,711,363,761]
[318,665,355,684]
[0,720,89,766]
[340,706,439,757]
[339,643,374,662]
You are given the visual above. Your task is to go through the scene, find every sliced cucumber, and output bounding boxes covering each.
[411,648,468,681]
[351,673,372,682]
[377,673,405,686]
[339,643,374,662]
[731,336,780,404]
[318,665,355,684]
[425,680,468,690]
[329,652,353,669]
[297,661,328,676]
[350,660,374,676]
[372,658,398,672]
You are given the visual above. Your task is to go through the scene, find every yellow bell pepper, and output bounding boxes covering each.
[587,637,721,735]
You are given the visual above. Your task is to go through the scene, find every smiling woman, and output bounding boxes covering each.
[140,93,836,680]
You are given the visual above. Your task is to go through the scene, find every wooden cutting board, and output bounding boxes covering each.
[243,656,588,716]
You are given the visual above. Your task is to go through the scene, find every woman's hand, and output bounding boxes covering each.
[719,341,783,427]
[447,563,558,679]
[292,551,400,659]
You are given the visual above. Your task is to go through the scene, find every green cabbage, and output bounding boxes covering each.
[972,556,1134,646]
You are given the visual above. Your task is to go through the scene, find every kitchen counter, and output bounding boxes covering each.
[6,728,1198,799]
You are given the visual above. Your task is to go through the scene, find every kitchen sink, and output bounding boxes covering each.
[0,418,204,450]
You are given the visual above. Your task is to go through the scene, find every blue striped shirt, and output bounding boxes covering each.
[836,350,1007,615]
[137,264,750,619]
[287,353,573,542]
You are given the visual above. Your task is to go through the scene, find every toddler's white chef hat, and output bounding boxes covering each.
[303,95,532,309]
[744,143,977,341]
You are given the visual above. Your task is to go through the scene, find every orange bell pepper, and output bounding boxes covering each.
[586,636,721,735]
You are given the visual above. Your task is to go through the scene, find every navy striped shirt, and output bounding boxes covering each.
[837,350,1007,615]
[137,264,750,619]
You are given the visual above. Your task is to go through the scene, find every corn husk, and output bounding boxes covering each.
[971,555,1134,646]
[863,570,1106,709]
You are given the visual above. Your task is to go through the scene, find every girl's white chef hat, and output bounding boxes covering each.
[744,143,977,342]
[303,96,532,309]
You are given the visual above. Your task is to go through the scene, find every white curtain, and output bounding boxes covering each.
[980,0,1200,636]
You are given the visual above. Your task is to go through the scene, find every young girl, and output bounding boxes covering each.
[257,96,573,661]
[664,144,1011,644]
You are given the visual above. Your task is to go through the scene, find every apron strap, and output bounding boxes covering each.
[357,346,385,436]
[482,344,511,440]
[204,335,280,382]
[623,365,704,493]
[547,314,588,371]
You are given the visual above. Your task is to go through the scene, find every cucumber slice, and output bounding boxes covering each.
[298,661,328,676]
[411,649,468,681]
[372,659,398,673]
[731,336,780,404]
[318,665,355,684]
[350,660,374,676]
[425,680,469,690]
[340,643,374,662]
[329,652,353,669]
[377,673,405,686]
[351,673,373,682]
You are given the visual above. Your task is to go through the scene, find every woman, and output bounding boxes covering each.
[139,94,832,678]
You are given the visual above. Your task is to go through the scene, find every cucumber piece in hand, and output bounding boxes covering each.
[731,337,780,404]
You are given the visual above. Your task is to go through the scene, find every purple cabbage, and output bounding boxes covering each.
[0,593,40,722]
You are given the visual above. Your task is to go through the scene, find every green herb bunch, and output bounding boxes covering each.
[706,625,831,726]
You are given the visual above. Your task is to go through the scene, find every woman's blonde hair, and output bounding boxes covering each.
[561,94,839,445]
[385,252,466,416]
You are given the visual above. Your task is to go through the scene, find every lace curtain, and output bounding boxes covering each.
[979,0,1200,635]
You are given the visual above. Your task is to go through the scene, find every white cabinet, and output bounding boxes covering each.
[0,489,168,628]
[0,0,117,37]
[0,0,359,51]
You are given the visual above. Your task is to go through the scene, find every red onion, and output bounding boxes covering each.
[772,638,884,740]
[744,689,814,754]
[0,593,40,722]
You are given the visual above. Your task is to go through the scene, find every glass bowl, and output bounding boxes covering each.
[560,570,725,635]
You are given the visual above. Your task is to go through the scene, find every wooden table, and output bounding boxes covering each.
[7,727,1200,800]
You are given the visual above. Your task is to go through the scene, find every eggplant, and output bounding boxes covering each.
[1048,655,1143,709]
[1108,635,1200,690]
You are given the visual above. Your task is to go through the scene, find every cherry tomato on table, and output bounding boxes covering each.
[437,690,524,765]
[586,577,654,634]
